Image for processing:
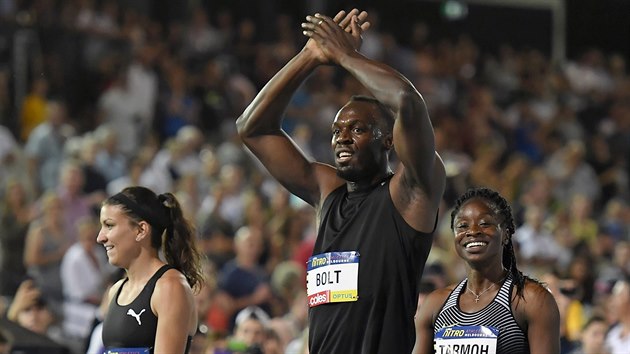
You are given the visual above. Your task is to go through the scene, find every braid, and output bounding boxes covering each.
[450,186,535,299]
[503,237,527,298]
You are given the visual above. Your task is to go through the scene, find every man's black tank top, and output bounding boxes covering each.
[434,274,530,353]
[102,264,192,353]
[309,177,435,354]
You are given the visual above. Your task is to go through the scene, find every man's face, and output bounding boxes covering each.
[62,165,85,195]
[235,318,265,346]
[17,304,53,334]
[581,320,607,352]
[331,101,389,182]
[46,102,66,127]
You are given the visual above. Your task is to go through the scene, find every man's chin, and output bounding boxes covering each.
[336,166,361,182]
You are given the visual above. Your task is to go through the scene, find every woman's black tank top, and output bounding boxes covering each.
[102,264,192,353]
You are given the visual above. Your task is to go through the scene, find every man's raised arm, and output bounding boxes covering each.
[304,14,445,230]
[236,10,369,206]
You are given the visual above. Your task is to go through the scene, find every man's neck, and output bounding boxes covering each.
[346,171,392,193]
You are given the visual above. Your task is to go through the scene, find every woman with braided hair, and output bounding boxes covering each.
[413,187,560,354]
[97,186,204,353]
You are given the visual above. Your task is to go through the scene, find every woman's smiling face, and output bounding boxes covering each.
[452,197,505,264]
[97,204,141,268]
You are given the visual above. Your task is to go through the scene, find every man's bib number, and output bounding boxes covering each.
[434,326,499,354]
[306,251,359,307]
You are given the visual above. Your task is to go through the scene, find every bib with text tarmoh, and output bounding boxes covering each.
[306,251,359,307]
[434,326,499,354]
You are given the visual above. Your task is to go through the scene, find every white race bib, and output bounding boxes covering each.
[434,326,499,354]
[306,251,359,307]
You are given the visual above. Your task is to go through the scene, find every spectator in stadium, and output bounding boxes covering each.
[605,277,630,354]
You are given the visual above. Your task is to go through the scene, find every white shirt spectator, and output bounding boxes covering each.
[513,205,571,271]
[514,223,568,261]
[25,121,74,191]
[128,56,158,133]
[60,241,114,339]
[605,323,630,354]
[86,322,105,354]
[98,80,142,158]
[0,124,17,162]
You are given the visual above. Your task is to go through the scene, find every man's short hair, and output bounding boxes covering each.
[582,315,606,330]
[349,95,394,131]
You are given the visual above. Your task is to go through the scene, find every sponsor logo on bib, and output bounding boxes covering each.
[434,325,499,354]
[306,251,359,307]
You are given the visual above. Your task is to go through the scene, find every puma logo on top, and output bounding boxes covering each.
[126,308,146,325]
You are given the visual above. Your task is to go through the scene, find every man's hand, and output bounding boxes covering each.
[302,9,370,65]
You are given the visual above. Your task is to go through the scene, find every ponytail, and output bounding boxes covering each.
[159,193,204,292]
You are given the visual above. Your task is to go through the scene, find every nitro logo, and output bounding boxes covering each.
[308,292,329,307]
[434,326,498,354]
[443,328,465,337]
[311,257,327,268]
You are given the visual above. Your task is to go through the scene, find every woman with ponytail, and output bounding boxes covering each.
[97,186,203,353]
[413,187,560,354]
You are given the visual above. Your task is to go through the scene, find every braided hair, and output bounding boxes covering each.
[450,187,535,298]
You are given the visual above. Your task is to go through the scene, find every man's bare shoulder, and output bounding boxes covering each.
[389,167,443,233]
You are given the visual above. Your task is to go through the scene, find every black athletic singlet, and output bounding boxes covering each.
[102,264,192,353]
[434,274,530,353]
[309,177,435,354]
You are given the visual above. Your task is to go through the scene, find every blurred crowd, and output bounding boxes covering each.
[0,1,629,354]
